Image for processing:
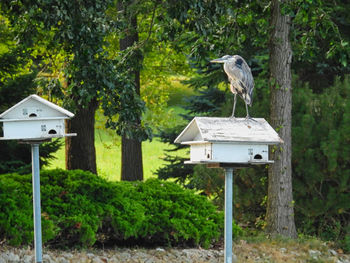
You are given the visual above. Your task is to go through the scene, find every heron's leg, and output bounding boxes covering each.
[245,102,250,118]
[230,94,237,118]
[245,103,257,122]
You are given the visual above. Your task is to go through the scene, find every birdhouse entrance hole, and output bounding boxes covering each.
[254,154,263,160]
[29,113,37,117]
[48,129,57,135]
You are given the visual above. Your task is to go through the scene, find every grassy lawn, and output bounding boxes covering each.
[45,128,188,181]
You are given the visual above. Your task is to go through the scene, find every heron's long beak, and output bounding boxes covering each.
[210,58,226,63]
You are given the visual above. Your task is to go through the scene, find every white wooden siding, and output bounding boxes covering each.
[2,119,65,139]
[212,143,268,163]
[190,143,212,162]
[189,142,268,163]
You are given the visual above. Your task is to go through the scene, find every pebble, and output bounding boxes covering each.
[280,247,287,253]
[4,252,20,262]
[57,257,69,263]
[92,257,104,263]
[309,249,322,258]
[43,254,53,263]
[23,255,33,263]
[330,249,339,256]
[86,253,95,258]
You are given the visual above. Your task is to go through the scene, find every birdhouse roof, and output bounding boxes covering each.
[0,94,74,120]
[174,117,282,144]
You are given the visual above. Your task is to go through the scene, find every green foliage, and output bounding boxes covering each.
[287,0,350,91]
[1,0,151,141]
[0,169,228,248]
[192,166,225,206]
[0,177,33,246]
[0,174,56,246]
[186,164,269,226]
[164,0,269,64]
[0,140,62,174]
[184,87,226,116]
[292,77,350,251]
[0,16,62,174]
[140,38,194,130]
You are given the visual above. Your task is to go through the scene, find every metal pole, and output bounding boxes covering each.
[224,167,234,263]
[31,143,43,263]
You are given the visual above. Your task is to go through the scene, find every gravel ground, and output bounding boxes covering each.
[1,241,350,263]
[1,247,223,263]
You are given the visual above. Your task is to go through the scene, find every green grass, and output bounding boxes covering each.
[166,76,196,107]
[45,104,189,181]
[45,129,188,181]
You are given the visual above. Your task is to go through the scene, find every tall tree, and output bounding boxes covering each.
[65,100,98,173]
[117,2,143,181]
[46,0,114,174]
[266,0,297,238]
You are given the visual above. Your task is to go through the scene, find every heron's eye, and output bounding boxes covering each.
[235,58,243,67]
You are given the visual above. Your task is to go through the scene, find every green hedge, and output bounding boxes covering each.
[0,169,238,248]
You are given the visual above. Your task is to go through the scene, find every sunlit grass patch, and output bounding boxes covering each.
[167,76,197,106]
[45,127,189,181]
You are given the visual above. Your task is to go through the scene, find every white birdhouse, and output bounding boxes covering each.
[174,117,282,165]
[0,94,76,140]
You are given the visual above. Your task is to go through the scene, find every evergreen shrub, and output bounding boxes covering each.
[292,77,350,252]
[0,169,230,248]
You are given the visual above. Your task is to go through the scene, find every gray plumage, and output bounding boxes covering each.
[211,55,254,118]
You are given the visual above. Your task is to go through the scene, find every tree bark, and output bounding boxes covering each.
[65,99,98,174]
[266,0,297,238]
[118,3,144,181]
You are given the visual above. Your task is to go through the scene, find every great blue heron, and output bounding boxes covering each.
[211,55,254,118]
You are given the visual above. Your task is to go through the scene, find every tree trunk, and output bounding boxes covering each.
[118,3,143,181]
[65,99,98,174]
[266,0,297,238]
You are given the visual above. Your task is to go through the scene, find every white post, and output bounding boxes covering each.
[31,143,43,263]
[224,167,234,263]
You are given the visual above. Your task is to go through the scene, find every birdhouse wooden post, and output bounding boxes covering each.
[0,94,76,263]
[175,117,282,263]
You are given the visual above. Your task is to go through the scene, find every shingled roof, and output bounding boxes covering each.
[0,94,74,120]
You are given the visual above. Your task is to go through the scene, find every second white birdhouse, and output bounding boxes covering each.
[0,94,76,140]
[175,117,282,165]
